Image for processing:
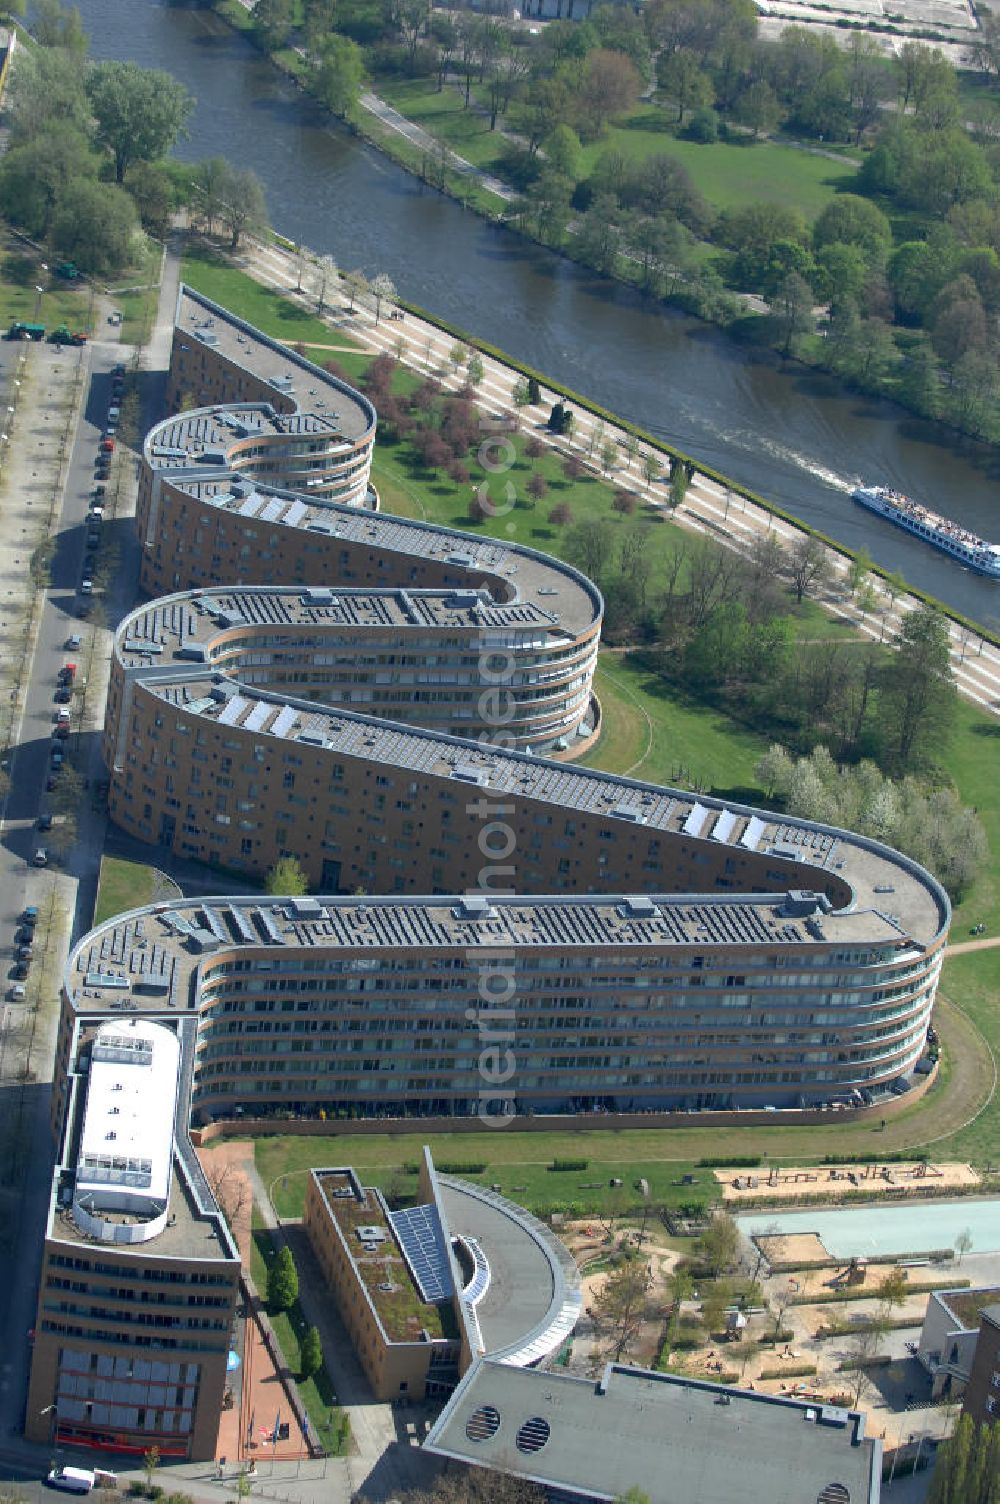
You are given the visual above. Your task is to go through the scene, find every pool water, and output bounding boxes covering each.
[736,1197,1000,1259]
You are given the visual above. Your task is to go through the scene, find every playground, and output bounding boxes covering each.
[718,1160,980,1204]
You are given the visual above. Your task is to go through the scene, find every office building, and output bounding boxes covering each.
[26,1018,240,1460]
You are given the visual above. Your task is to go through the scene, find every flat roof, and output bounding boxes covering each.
[438,1177,581,1364]
[424,1361,881,1504]
[62,890,914,1020]
[75,1019,179,1220]
[175,284,374,443]
[939,1287,1000,1331]
[118,657,947,945]
[314,1171,449,1341]
[116,583,563,673]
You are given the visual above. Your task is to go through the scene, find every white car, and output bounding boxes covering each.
[47,1468,96,1494]
[33,848,48,866]
[65,633,81,650]
[80,578,93,595]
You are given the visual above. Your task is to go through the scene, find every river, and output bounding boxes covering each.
[75,0,1000,630]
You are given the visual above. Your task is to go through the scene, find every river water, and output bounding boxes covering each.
[76,0,1000,629]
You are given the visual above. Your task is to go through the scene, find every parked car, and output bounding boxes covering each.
[99,437,114,453]
[53,724,69,740]
[64,633,82,650]
[54,687,71,704]
[13,962,29,980]
[21,906,38,927]
[58,663,76,684]
[8,984,26,1001]
[17,944,33,960]
[33,848,48,866]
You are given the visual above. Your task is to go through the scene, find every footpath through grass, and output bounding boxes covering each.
[249,1220,350,1456]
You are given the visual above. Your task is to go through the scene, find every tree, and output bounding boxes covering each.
[771,272,814,356]
[548,502,573,526]
[312,253,338,315]
[600,439,618,475]
[591,1260,653,1361]
[312,33,366,118]
[527,472,548,503]
[813,195,892,268]
[880,603,955,770]
[575,49,641,140]
[642,452,662,487]
[787,533,831,604]
[266,856,309,896]
[86,61,193,183]
[50,179,140,275]
[371,272,397,324]
[697,1211,739,1277]
[219,167,269,250]
[267,1244,299,1312]
[512,378,532,424]
[734,79,783,139]
[927,1415,1000,1504]
[466,351,485,386]
[0,128,99,239]
[300,1325,322,1379]
[544,123,582,183]
[954,1228,973,1264]
[669,461,688,512]
[302,0,337,52]
[658,48,713,123]
[701,1277,734,1337]
[143,1447,161,1489]
[32,0,87,51]
[344,269,369,313]
[253,0,294,51]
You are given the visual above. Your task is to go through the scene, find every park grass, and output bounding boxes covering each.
[0,280,93,338]
[585,652,770,797]
[934,949,1000,1166]
[938,697,1000,937]
[93,856,157,926]
[375,77,512,177]
[574,108,858,220]
[180,245,363,352]
[249,1219,350,1456]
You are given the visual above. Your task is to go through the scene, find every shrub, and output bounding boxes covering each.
[697,1156,762,1169]
[759,1363,817,1380]
[551,1157,589,1171]
[436,1160,488,1174]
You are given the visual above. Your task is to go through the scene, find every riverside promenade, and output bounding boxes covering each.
[237,233,1000,720]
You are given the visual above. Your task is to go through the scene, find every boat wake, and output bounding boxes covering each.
[754,436,857,493]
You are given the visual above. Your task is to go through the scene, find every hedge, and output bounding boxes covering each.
[791,1277,969,1306]
[760,1363,817,1380]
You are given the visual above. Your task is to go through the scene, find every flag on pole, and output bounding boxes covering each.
[273,1410,281,1445]
[247,1410,255,1445]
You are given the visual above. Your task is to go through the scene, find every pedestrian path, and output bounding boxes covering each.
[241,233,1000,721]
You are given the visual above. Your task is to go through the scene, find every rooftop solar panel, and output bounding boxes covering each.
[389,1203,454,1305]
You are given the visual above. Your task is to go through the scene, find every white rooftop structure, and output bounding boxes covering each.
[72,1019,180,1244]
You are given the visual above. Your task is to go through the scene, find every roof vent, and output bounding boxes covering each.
[465,1405,501,1443]
[454,896,496,922]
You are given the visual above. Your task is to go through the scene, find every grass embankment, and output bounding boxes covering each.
[93,856,157,926]
[181,245,364,352]
[249,1221,350,1456]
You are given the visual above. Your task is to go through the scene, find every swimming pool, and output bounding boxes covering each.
[736,1197,1000,1259]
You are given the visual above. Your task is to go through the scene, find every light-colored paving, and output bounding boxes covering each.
[241,233,1000,720]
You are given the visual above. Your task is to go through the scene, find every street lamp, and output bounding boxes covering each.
[40,1401,59,1448]
[34,285,45,322]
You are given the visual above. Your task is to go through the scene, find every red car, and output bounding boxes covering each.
[100,437,115,453]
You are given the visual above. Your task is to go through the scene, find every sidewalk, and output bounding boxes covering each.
[242,233,1000,718]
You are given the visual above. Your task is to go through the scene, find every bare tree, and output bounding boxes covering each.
[787,533,831,604]
[592,1260,654,1362]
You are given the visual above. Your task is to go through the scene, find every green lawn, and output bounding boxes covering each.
[575,108,858,219]
[249,1222,350,1456]
[585,652,770,797]
[376,77,512,176]
[938,698,1000,937]
[934,949,1000,1165]
[93,856,182,926]
[181,246,363,351]
[93,856,157,926]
